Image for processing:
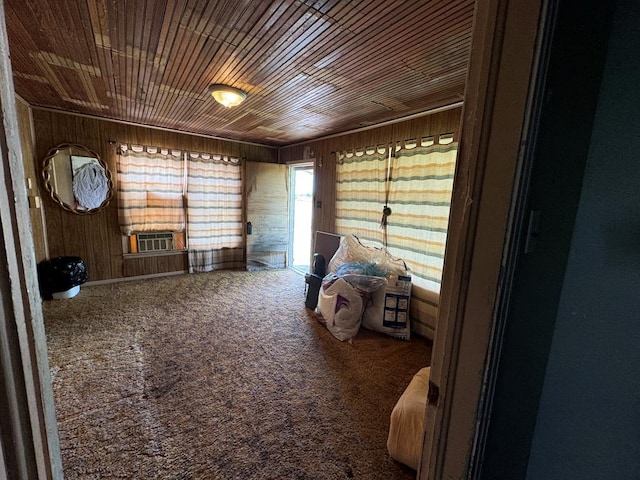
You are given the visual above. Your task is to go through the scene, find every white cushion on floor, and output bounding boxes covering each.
[387,366,431,470]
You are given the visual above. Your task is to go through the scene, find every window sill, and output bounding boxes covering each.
[123,250,186,259]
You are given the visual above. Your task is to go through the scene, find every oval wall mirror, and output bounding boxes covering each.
[42,143,113,214]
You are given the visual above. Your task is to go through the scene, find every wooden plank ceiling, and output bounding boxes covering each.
[5,0,474,147]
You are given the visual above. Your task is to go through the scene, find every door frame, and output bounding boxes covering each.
[419,0,550,477]
[286,161,314,270]
[0,1,62,477]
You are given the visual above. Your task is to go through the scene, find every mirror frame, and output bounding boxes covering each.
[41,143,113,215]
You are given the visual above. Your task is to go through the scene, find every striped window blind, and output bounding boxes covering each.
[117,144,185,235]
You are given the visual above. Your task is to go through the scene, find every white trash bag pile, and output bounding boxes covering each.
[315,235,412,342]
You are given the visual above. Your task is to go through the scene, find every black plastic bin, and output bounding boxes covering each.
[37,256,88,299]
[304,273,323,310]
[304,253,326,310]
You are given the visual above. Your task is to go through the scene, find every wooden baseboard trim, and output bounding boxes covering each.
[85,270,188,286]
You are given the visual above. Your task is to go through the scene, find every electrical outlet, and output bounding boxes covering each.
[28,196,41,209]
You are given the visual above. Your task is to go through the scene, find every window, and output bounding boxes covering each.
[335,135,457,294]
[117,145,185,236]
[117,145,243,271]
[186,152,243,272]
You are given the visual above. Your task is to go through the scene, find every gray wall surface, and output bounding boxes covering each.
[526,0,640,478]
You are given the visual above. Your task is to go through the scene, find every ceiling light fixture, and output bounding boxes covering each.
[208,84,247,108]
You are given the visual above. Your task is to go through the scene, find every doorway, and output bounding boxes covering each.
[288,163,314,273]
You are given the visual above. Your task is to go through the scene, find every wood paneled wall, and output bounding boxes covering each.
[16,97,48,262]
[27,107,459,282]
[31,109,278,281]
[279,107,462,236]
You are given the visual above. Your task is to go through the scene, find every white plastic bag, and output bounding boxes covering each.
[329,235,412,340]
[316,278,363,342]
[327,235,407,276]
[362,274,412,341]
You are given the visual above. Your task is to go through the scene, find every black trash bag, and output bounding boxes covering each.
[37,256,88,299]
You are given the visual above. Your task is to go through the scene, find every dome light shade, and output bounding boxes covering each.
[208,84,247,108]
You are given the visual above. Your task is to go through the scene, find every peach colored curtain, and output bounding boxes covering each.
[117,144,185,235]
[186,152,243,272]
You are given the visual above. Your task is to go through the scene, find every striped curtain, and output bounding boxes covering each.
[336,144,388,243]
[117,145,185,235]
[186,152,244,272]
[336,137,457,295]
[387,139,456,293]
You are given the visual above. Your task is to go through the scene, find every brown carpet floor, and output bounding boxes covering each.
[43,268,432,479]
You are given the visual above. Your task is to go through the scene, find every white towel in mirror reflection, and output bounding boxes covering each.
[72,162,109,209]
